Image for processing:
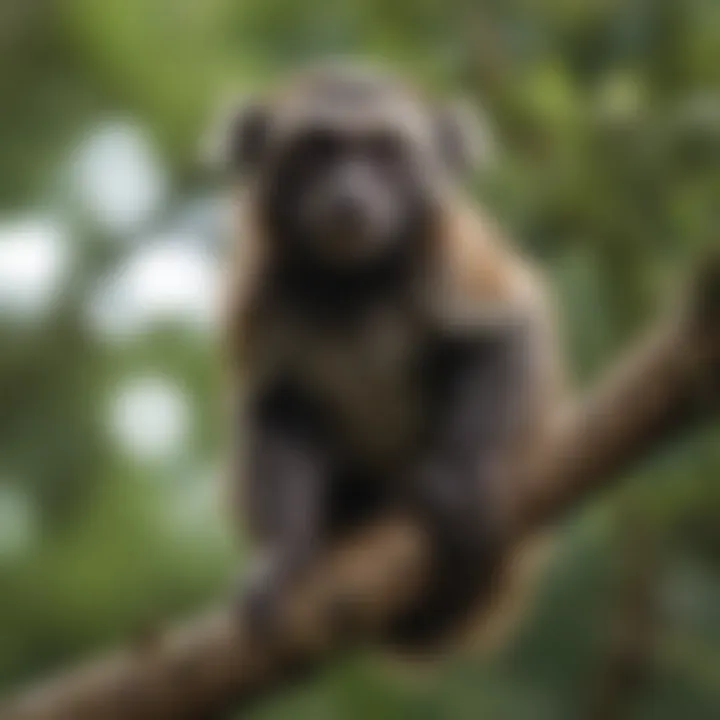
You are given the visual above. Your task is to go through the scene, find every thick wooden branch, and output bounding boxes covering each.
[2,259,719,720]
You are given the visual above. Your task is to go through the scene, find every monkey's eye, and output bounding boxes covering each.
[365,133,404,165]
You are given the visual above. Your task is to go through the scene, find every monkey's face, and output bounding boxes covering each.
[263,119,434,265]
[214,64,490,267]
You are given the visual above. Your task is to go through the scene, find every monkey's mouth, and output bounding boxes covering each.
[304,199,404,263]
[307,221,395,264]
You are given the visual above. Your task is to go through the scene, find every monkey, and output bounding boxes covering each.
[213,62,565,653]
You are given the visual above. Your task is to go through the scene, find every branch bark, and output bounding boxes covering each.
[2,259,719,720]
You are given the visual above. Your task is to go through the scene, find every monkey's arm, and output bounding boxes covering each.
[239,383,329,628]
[417,320,533,525]
[390,321,534,645]
[419,227,559,541]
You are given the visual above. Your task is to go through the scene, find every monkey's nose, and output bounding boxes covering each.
[329,194,365,227]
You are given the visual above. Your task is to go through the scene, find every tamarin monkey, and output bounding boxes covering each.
[212,62,565,653]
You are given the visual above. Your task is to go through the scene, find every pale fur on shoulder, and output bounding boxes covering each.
[428,194,540,330]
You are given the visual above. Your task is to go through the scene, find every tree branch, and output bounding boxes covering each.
[2,259,719,720]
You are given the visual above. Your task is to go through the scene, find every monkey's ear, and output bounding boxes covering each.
[201,100,272,176]
[435,99,496,177]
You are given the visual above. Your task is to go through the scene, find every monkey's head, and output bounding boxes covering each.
[212,63,492,267]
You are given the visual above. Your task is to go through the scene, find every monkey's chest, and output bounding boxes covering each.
[270,312,423,463]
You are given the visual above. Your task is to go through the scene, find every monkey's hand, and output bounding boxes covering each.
[236,552,283,640]
[410,459,503,566]
[237,559,289,643]
[386,459,505,649]
[236,544,317,643]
